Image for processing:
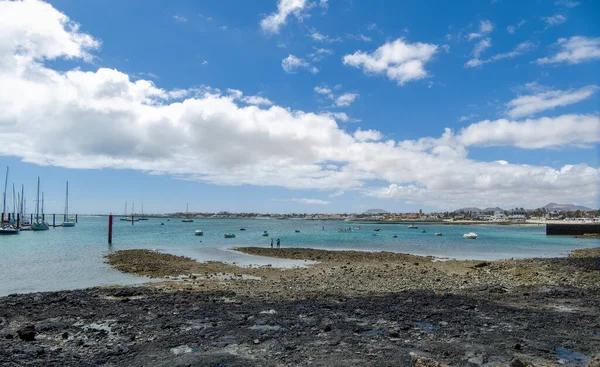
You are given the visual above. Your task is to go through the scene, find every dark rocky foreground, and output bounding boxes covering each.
[1,285,600,366]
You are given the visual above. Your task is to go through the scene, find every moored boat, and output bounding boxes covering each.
[435,232,443,236]
[31,177,49,231]
[262,231,269,236]
[195,229,204,236]
[408,224,418,229]
[224,233,235,238]
[63,181,75,227]
[295,230,300,233]
[463,232,478,239]
[0,223,19,234]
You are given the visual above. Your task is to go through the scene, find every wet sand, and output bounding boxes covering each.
[1,247,599,366]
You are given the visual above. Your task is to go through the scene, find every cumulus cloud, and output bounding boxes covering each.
[308,47,333,62]
[543,14,567,27]
[343,38,438,85]
[227,89,274,106]
[466,41,535,68]
[260,0,309,34]
[334,93,359,107]
[506,85,598,118]
[281,54,319,74]
[554,0,579,7]
[458,115,600,149]
[535,36,600,65]
[0,0,598,210]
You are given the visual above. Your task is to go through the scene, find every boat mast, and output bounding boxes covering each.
[2,166,8,219]
[64,181,69,221]
[35,177,40,223]
[141,203,144,216]
[42,192,45,219]
[12,183,16,219]
[132,202,135,216]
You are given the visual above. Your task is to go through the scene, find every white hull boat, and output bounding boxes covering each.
[463,232,478,239]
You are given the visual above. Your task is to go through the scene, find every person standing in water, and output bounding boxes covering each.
[276,237,280,248]
[270,238,273,248]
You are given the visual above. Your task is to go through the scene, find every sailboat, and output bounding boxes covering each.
[31,177,49,231]
[0,167,19,234]
[120,201,130,221]
[131,202,139,221]
[182,203,193,222]
[138,202,148,220]
[63,181,75,227]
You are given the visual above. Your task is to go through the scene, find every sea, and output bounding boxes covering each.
[0,216,596,296]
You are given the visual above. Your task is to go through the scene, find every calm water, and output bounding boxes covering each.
[0,217,596,296]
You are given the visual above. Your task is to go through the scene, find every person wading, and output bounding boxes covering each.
[270,238,273,248]
[276,237,280,248]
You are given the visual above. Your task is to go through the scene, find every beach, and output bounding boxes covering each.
[1,247,599,366]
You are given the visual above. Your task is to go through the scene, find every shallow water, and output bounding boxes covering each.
[0,217,596,296]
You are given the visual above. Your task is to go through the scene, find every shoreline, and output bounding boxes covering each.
[1,247,599,366]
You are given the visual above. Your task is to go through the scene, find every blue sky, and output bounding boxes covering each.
[0,0,598,214]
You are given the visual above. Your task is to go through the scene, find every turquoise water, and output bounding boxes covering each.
[0,217,597,296]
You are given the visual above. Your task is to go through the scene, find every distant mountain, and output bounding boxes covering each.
[543,203,592,212]
[455,207,482,213]
[363,209,389,215]
[483,207,504,212]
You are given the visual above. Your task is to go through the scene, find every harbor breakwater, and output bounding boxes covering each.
[546,223,600,235]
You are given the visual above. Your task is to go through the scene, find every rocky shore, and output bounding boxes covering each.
[1,247,599,366]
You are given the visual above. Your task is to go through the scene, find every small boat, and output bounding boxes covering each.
[195,229,204,236]
[31,177,49,231]
[138,203,148,220]
[0,224,19,235]
[408,224,418,229]
[421,230,426,233]
[160,223,164,225]
[374,228,381,232]
[182,203,194,222]
[295,229,300,233]
[240,228,246,231]
[63,181,75,227]
[262,231,269,236]
[224,233,235,238]
[392,234,398,238]
[435,232,443,236]
[463,232,478,239]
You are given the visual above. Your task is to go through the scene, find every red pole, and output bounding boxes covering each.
[108,214,113,244]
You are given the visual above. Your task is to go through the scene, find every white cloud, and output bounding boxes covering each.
[281,54,318,74]
[260,0,309,34]
[314,86,333,98]
[507,20,526,35]
[0,0,597,210]
[319,0,328,10]
[366,23,377,31]
[288,198,331,205]
[347,34,371,42]
[535,36,600,65]
[554,0,580,7]
[506,85,598,118]
[466,20,494,41]
[308,29,341,43]
[202,60,209,65]
[441,44,450,53]
[173,15,188,23]
[473,38,491,58]
[466,41,535,68]
[543,14,567,27]
[353,128,382,142]
[457,114,479,122]
[334,93,359,107]
[319,111,352,122]
[458,115,600,149]
[343,38,438,85]
[308,47,333,62]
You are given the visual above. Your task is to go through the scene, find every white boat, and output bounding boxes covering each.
[195,229,203,236]
[62,181,75,227]
[182,203,194,222]
[0,223,18,234]
[31,177,49,231]
[138,203,149,220]
[435,232,443,236]
[463,232,478,239]
[262,231,269,236]
[408,224,418,229]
